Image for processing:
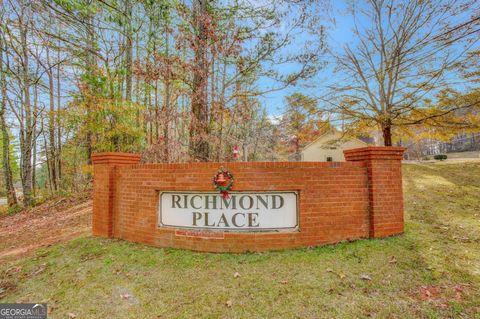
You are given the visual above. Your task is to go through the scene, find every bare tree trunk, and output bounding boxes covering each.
[0,113,16,206]
[20,11,33,206]
[32,86,38,198]
[382,120,393,146]
[42,128,53,194]
[217,58,227,161]
[56,54,62,185]
[134,31,140,127]
[46,47,58,191]
[85,10,95,164]
[242,144,248,162]
[209,53,217,159]
[163,20,171,162]
[144,81,150,144]
[189,0,209,161]
[0,35,17,206]
[124,0,133,102]
[154,80,159,144]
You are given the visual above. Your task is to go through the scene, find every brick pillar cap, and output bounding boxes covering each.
[91,152,141,165]
[343,147,405,161]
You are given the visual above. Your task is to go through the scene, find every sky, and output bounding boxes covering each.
[258,0,352,117]
[259,0,478,118]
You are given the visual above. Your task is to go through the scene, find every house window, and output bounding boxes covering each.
[326,156,333,162]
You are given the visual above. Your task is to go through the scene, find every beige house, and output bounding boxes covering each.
[300,131,368,162]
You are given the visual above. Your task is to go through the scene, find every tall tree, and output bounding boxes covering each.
[281,93,329,156]
[323,0,479,146]
[123,0,133,103]
[0,8,18,206]
[15,0,34,205]
[189,0,209,161]
[0,0,328,202]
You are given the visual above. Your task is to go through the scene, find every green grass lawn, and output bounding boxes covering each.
[1,162,479,318]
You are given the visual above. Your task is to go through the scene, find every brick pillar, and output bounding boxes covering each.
[91,152,141,238]
[344,147,405,238]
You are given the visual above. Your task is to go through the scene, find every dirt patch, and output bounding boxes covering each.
[0,195,92,261]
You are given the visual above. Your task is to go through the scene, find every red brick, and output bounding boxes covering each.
[91,147,405,252]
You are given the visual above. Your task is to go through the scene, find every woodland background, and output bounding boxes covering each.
[0,0,479,208]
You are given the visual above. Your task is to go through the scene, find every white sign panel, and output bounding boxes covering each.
[159,192,298,231]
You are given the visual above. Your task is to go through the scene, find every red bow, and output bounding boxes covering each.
[221,190,230,200]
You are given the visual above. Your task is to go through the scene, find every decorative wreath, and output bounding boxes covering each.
[212,167,234,199]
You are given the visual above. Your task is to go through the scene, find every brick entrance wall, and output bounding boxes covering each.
[91,147,405,252]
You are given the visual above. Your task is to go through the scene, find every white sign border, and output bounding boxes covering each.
[157,191,299,232]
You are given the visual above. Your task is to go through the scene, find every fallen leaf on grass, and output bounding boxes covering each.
[389,256,397,264]
[120,293,133,300]
[360,274,372,281]
[454,284,465,300]
[419,286,440,301]
[337,272,346,279]
[225,300,233,307]
[31,267,45,276]
[326,268,347,279]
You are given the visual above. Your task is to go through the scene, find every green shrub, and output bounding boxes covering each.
[8,203,23,214]
[433,154,447,160]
